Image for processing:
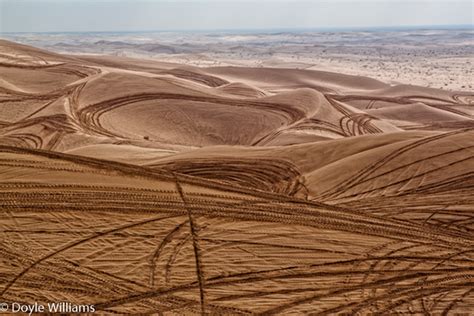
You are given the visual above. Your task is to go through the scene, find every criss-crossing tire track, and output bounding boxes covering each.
[0,144,472,314]
[75,92,308,139]
[316,128,474,201]
[150,157,304,196]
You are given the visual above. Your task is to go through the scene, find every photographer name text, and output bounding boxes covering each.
[0,302,95,315]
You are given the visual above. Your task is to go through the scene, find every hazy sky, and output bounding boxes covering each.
[0,0,472,33]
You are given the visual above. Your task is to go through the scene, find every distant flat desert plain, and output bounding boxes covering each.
[4,28,473,91]
[0,28,473,315]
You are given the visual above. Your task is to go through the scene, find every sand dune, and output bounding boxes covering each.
[0,39,473,314]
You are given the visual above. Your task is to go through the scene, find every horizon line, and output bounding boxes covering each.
[1,24,473,34]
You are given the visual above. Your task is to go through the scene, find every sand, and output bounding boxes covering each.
[4,28,472,91]
[0,39,473,314]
